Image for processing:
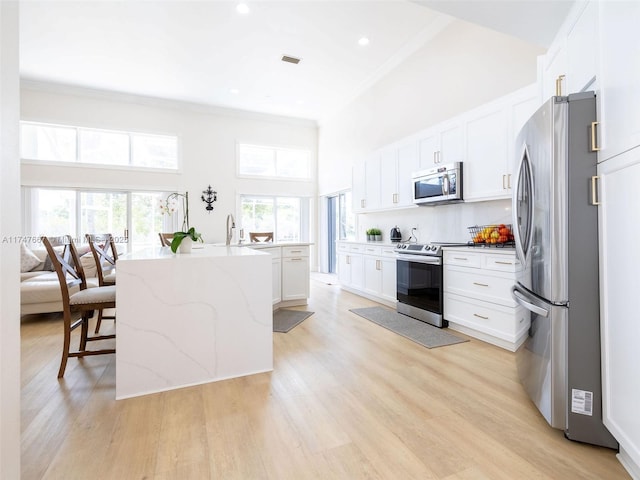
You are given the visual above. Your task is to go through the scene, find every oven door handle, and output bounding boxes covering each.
[396,254,442,265]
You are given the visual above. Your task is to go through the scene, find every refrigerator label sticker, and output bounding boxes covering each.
[571,389,593,416]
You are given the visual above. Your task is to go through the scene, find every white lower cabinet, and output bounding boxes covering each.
[444,248,527,352]
[261,247,282,305]
[281,246,310,302]
[250,244,310,308]
[337,242,397,307]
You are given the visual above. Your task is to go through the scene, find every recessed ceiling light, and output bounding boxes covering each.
[230,88,240,94]
[358,37,370,46]
[236,3,250,14]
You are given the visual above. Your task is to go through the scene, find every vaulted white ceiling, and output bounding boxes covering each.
[19,1,573,122]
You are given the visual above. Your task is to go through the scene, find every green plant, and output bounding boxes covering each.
[366,228,374,235]
[370,228,382,235]
[170,227,203,253]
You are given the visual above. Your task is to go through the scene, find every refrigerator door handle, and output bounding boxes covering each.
[512,286,549,317]
[512,144,535,264]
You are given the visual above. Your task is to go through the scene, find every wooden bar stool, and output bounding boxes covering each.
[42,235,116,378]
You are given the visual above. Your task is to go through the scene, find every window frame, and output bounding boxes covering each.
[236,142,312,181]
[20,120,182,172]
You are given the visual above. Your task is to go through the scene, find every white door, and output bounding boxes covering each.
[598,150,640,471]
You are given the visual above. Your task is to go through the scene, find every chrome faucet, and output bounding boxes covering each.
[226,214,236,245]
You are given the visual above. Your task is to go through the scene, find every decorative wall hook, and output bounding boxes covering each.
[201,185,218,212]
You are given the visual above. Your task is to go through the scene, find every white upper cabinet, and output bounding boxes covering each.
[364,150,382,211]
[541,38,568,101]
[464,84,539,202]
[440,120,464,165]
[597,0,640,164]
[418,128,439,167]
[463,102,510,201]
[379,146,399,209]
[540,1,598,101]
[352,152,382,213]
[352,159,366,213]
[396,138,420,207]
[418,119,463,168]
[566,0,597,94]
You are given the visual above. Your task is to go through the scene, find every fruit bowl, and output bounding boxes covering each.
[468,224,514,245]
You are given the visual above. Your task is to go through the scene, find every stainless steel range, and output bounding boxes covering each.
[395,242,467,328]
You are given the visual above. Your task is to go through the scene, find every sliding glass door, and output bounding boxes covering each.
[24,187,167,251]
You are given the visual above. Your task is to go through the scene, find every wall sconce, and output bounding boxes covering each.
[201,185,218,212]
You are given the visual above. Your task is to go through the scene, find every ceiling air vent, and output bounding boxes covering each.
[281,55,301,65]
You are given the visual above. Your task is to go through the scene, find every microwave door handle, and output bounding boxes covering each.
[442,173,449,195]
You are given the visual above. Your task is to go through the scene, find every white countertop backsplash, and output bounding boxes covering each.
[356,199,512,244]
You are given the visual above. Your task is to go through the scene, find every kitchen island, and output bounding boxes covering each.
[115,245,272,400]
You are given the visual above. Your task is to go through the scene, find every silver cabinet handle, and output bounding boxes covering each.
[473,313,489,320]
[453,257,468,261]
[494,261,514,265]
[290,258,302,261]
[473,282,489,287]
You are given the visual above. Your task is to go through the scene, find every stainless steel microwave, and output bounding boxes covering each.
[412,162,463,206]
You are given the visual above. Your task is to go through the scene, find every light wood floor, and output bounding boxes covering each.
[21,277,629,480]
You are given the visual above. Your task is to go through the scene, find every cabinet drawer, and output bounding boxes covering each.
[337,243,349,253]
[444,293,529,341]
[444,251,482,268]
[380,246,398,257]
[362,245,382,256]
[482,253,520,272]
[282,245,309,258]
[444,265,516,307]
[349,244,364,253]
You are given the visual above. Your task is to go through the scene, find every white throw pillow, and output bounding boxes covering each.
[20,243,42,273]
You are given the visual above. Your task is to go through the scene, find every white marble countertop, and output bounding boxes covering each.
[122,244,268,261]
[209,242,312,249]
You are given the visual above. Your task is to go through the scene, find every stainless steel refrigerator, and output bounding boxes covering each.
[511,92,617,449]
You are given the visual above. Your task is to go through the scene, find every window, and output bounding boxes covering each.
[238,143,311,179]
[239,195,308,243]
[20,122,179,170]
[21,123,76,163]
[23,187,169,251]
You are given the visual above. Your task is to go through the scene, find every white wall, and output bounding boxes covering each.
[0,3,21,478]
[318,19,544,196]
[21,84,318,250]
